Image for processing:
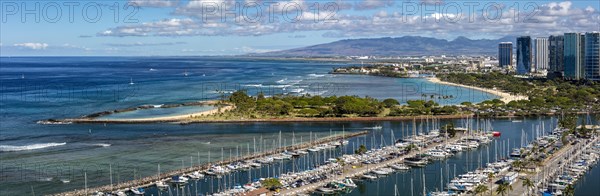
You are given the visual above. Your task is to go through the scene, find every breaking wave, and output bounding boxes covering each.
[0,142,67,152]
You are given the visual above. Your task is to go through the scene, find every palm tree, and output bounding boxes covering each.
[563,184,575,196]
[487,173,495,196]
[496,182,513,196]
[522,177,534,196]
[511,160,523,171]
[473,184,489,196]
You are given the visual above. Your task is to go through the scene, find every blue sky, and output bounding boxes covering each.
[1,0,598,56]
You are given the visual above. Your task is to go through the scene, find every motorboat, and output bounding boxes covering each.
[390,164,410,170]
[361,174,377,180]
[337,178,357,188]
[404,157,428,167]
[171,175,189,183]
[249,162,261,168]
[445,144,463,153]
[155,181,169,189]
[130,187,144,195]
[187,171,204,179]
[510,148,523,158]
[425,149,451,158]
[428,191,457,196]
[372,169,389,175]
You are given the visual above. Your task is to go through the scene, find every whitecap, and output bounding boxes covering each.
[92,143,111,147]
[243,84,263,87]
[276,78,288,83]
[0,142,67,152]
[308,73,325,77]
[289,88,305,93]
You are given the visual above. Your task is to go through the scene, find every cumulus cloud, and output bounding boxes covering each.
[354,0,393,10]
[98,1,599,39]
[106,42,187,47]
[13,43,48,50]
[420,0,444,5]
[237,46,275,53]
[129,0,179,7]
[61,43,92,51]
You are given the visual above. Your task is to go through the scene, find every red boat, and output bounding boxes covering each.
[492,131,501,137]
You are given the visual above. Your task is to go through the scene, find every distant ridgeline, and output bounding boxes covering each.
[255,36,516,57]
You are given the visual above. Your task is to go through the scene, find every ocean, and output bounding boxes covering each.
[0,57,596,195]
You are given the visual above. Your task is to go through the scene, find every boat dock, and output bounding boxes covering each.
[278,133,465,195]
[54,131,369,195]
[509,136,600,196]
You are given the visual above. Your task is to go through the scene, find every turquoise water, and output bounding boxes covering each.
[1,57,595,195]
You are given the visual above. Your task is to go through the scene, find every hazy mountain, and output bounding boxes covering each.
[255,36,516,57]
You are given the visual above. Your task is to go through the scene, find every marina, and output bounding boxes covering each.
[56,131,368,195]
[21,116,600,196]
[1,58,599,195]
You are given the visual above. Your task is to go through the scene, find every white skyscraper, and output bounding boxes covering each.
[534,37,549,72]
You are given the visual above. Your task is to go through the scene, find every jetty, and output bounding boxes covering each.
[54,131,369,195]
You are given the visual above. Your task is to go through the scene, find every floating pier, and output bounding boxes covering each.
[54,131,369,195]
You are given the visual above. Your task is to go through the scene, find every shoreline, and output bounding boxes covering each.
[426,77,528,103]
[43,76,533,125]
[99,105,235,122]
[59,114,474,124]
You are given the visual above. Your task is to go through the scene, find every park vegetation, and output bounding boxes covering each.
[221,91,463,119]
[439,72,600,117]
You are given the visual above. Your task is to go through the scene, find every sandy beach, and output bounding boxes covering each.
[61,103,235,123]
[121,105,235,121]
[426,77,528,103]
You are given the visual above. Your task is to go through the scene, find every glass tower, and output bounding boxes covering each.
[586,32,600,81]
[564,33,586,80]
[498,42,513,68]
[516,36,532,75]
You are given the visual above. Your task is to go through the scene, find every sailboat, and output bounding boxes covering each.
[184,70,189,76]
[371,125,383,130]
[129,78,134,85]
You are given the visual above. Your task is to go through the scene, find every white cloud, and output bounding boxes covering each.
[106,42,187,47]
[420,0,444,5]
[98,1,599,39]
[61,43,91,51]
[239,46,275,53]
[354,0,393,10]
[13,43,48,50]
[128,0,179,7]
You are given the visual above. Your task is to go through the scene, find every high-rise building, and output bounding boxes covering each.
[534,37,549,72]
[586,32,600,81]
[498,42,513,68]
[548,35,564,78]
[516,36,532,74]
[564,33,586,80]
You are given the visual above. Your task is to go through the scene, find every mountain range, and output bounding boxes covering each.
[255,36,516,57]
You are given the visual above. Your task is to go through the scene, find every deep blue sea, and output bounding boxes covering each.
[0,57,596,195]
